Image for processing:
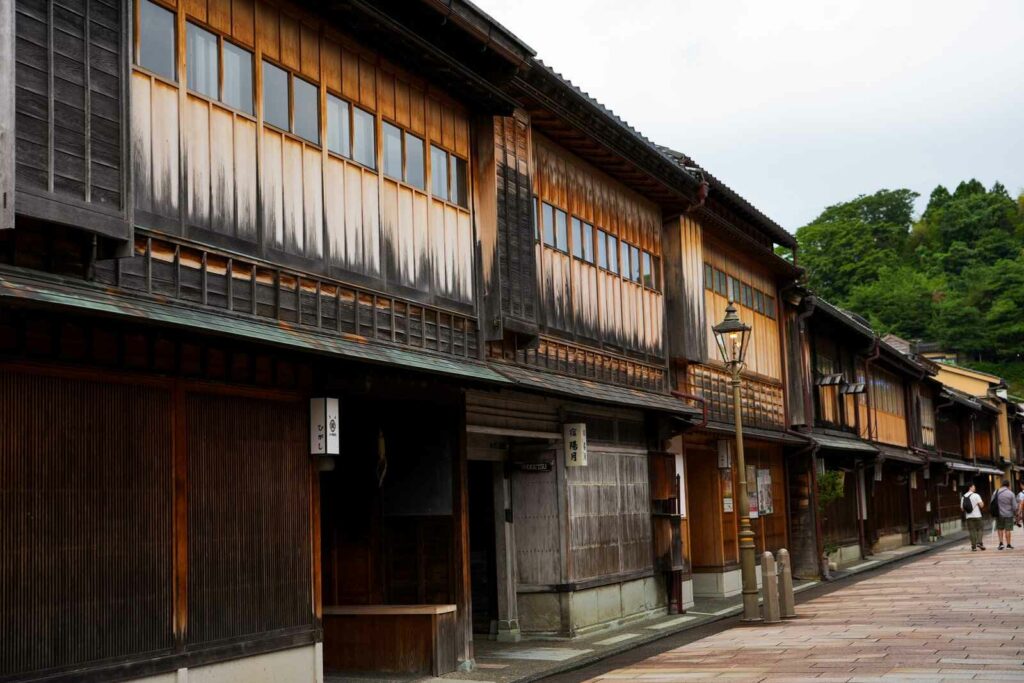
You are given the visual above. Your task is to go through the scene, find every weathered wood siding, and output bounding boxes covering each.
[477,112,539,338]
[532,134,663,357]
[131,0,475,305]
[1,0,14,230]
[664,213,706,362]
[702,237,781,381]
[566,447,653,581]
[14,0,131,239]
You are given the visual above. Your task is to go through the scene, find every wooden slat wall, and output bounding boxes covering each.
[566,448,653,581]
[0,369,174,678]
[702,237,782,381]
[491,113,538,328]
[822,467,859,545]
[131,0,474,303]
[13,0,131,238]
[511,461,561,586]
[664,214,707,362]
[532,134,663,356]
[186,391,313,643]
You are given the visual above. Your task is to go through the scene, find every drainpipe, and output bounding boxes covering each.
[671,390,707,429]
[861,338,881,442]
[796,297,817,427]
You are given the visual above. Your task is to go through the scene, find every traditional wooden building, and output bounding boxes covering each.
[786,298,942,572]
[657,150,814,598]
[930,363,1014,503]
[0,1,713,680]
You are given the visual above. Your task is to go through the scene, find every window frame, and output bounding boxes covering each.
[326,91,352,159]
[185,20,219,101]
[137,0,178,81]
[351,105,377,170]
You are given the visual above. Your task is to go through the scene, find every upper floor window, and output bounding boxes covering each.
[630,245,641,283]
[223,42,254,114]
[179,21,254,115]
[292,77,320,144]
[431,145,448,199]
[262,60,318,144]
[186,23,218,98]
[139,0,176,80]
[541,203,569,252]
[704,263,713,290]
[642,252,660,290]
[352,107,376,169]
[382,122,426,190]
[262,61,290,131]
[450,156,468,207]
[571,218,595,264]
[326,94,351,157]
[607,233,619,274]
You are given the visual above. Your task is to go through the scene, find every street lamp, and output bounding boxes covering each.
[712,300,759,622]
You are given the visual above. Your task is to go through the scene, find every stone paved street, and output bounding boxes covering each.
[567,532,1024,682]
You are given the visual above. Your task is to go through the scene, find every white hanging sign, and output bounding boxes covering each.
[310,397,340,455]
[564,422,588,467]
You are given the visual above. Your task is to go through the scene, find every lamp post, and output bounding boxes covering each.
[712,300,759,622]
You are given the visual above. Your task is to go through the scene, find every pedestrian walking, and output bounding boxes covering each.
[992,479,1016,549]
[1017,481,1024,528]
[963,483,985,551]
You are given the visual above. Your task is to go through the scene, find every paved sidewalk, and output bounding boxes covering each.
[330,531,967,683]
[570,529,1022,682]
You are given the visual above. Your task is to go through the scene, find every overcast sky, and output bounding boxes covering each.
[476,0,1024,231]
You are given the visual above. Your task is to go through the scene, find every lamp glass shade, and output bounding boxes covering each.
[712,301,752,366]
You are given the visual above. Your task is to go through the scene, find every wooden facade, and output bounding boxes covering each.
[130,0,476,305]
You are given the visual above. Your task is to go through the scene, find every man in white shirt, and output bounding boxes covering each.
[964,483,986,551]
[1017,481,1024,527]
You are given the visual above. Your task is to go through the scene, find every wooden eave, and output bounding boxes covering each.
[510,66,701,213]
[322,0,525,114]
[694,206,802,280]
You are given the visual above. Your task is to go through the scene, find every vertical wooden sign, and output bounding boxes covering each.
[310,397,340,455]
[563,422,588,467]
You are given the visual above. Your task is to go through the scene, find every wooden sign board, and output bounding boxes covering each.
[310,397,340,455]
[564,422,588,467]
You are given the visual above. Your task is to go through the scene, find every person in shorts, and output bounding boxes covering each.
[992,479,1016,549]
[963,484,985,551]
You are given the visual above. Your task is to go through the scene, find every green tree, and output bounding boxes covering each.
[795,189,918,302]
[794,180,1024,380]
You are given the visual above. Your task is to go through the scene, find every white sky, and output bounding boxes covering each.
[476,0,1024,230]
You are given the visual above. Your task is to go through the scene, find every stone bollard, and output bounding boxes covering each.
[777,548,796,619]
[761,551,781,623]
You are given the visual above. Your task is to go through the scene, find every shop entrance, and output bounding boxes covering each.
[468,461,499,634]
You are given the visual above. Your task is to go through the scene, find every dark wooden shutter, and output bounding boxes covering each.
[494,113,539,336]
[0,369,174,677]
[186,392,313,644]
[13,0,131,240]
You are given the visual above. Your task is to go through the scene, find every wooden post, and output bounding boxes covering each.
[492,461,521,641]
[761,551,780,624]
[0,0,14,231]
[453,399,474,669]
[777,548,796,619]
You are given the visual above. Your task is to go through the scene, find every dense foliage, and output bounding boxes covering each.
[792,181,1024,394]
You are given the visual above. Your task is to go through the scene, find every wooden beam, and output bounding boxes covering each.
[0,0,13,230]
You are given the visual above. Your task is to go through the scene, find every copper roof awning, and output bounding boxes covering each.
[0,268,512,385]
[876,446,927,466]
[493,363,701,418]
[810,432,879,455]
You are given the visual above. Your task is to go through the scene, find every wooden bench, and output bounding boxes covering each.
[322,604,458,676]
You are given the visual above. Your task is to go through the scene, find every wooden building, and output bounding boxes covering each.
[658,150,811,598]
[930,362,1015,507]
[787,298,946,572]
[0,0,713,680]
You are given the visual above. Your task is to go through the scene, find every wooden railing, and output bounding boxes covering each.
[94,231,479,358]
[685,363,785,429]
[487,336,669,392]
